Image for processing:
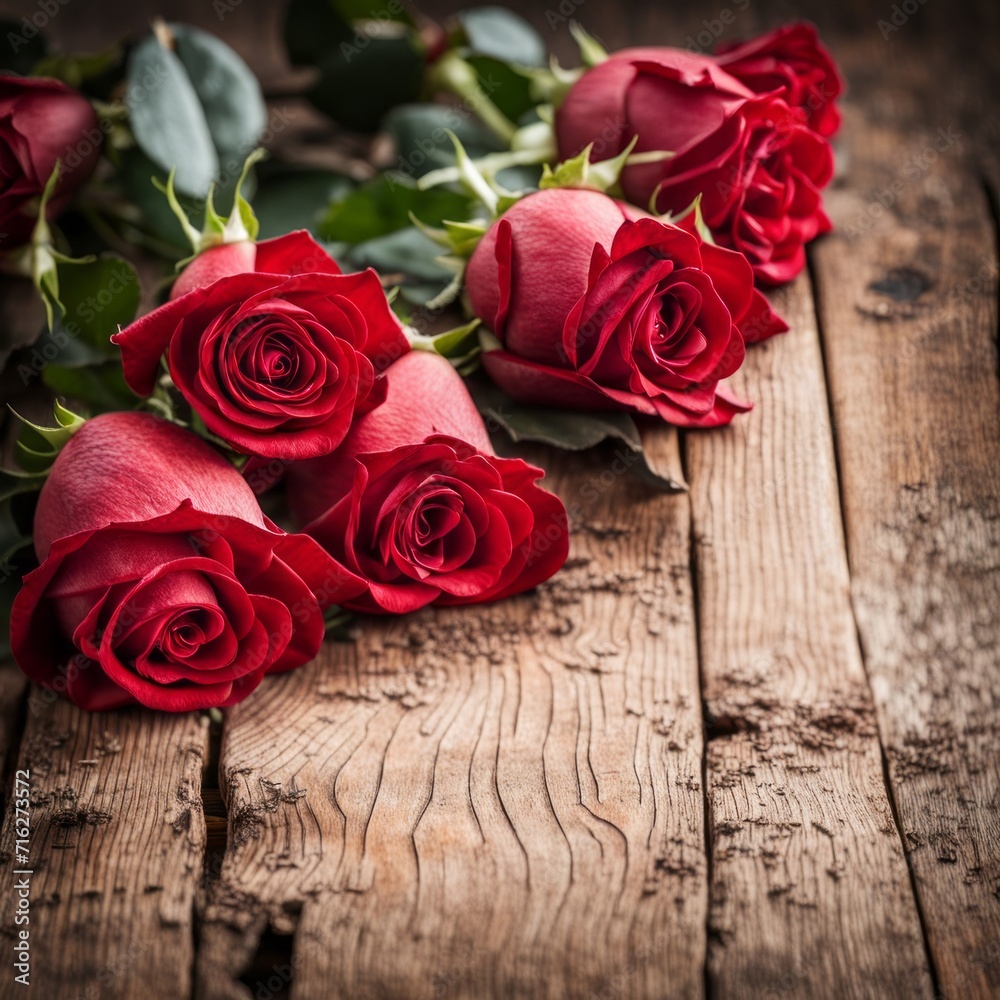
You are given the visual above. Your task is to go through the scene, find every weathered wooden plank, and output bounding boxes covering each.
[684,275,935,999]
[0,689,208,999]
[196,436,707,1000]
[811,36,1000,1000]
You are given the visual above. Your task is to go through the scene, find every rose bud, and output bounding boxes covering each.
[0,76,101,249]
[11,412,365,712]
[113,230,409,460]
[465,188,787,428]
[286,351,569,615]
[715,22,843,138]
[555,49,834,284]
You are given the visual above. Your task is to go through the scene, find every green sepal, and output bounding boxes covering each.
[661,193,716,244]
[408,317,481,366]
[540,135,654,195]
[569,22,608,67]
[154,147,265,260]
[11,401,88,474]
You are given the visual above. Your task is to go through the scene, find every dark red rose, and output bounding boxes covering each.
[112,231,410,460]
[0,75,101,249]
[11,412,365,712]
[287,351,569,615]
[715,22,843,138]
[555,48,834,284]
[466,188,786,428]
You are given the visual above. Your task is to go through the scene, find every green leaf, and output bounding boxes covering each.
[456,7,547,66]
[43,363,137,412]
[0,18,48,75]
[467,377,687,492]
[50,255,140,350]
[170,24,267,163]
[127,28,220,196]
[383,104,505,179]
[117,149,197,253]
[495,163,543,192]
[309,32,424,133]
[467,54,538,124]
[252,165,355,239]
[127,22,266,197]
[318,175,471,244]
[343,227,454,287]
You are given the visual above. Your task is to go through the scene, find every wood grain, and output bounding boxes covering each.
[812,35,1000,1000]
[0,691,208,1000]
[196,437,707,1000]
[684,276,934,999]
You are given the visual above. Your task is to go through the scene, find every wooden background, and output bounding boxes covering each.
[0,0,997,997]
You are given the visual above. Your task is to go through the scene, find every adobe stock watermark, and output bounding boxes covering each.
[6,0,71,53]
[543,0,587,30]
[683,0,751,54]
[389,76,505,185]
[844,126,961,242]
[16,263,137,384]
[878,0,931,40]
[184,104,296,219]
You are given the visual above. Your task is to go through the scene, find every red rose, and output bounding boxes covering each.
[555,48,834,284]
[716,22,843,138]
[287,351,569,614]
[11,412,364,712]
[112,231,410,460]
[465,188,786,428]
[0,76,101,249]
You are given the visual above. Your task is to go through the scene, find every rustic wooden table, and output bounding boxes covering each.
[0,1,997,998]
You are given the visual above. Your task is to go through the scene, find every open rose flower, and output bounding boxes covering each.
[113,231,409,460]
[0,76,101,249]
[286,351,569,614]
[11,412,364,712]
[555,48,834,284]
[715,22,843,138]
[465,188,786,428]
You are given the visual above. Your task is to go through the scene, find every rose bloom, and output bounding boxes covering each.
[465,188,786,428]
[715,22,843,138]
[0,76,101,248]
[286,351,569,614]
[11,412,364,711]
[113,231,409,460]
[555,48,834,284]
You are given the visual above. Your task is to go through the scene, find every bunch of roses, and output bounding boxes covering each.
[6,20,842,715]
[13,231,569,711]
[462,24,841,420]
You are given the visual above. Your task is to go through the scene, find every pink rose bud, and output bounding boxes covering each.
[12,412,365,711]
[0,76,101,249]
[466,188,787,428]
